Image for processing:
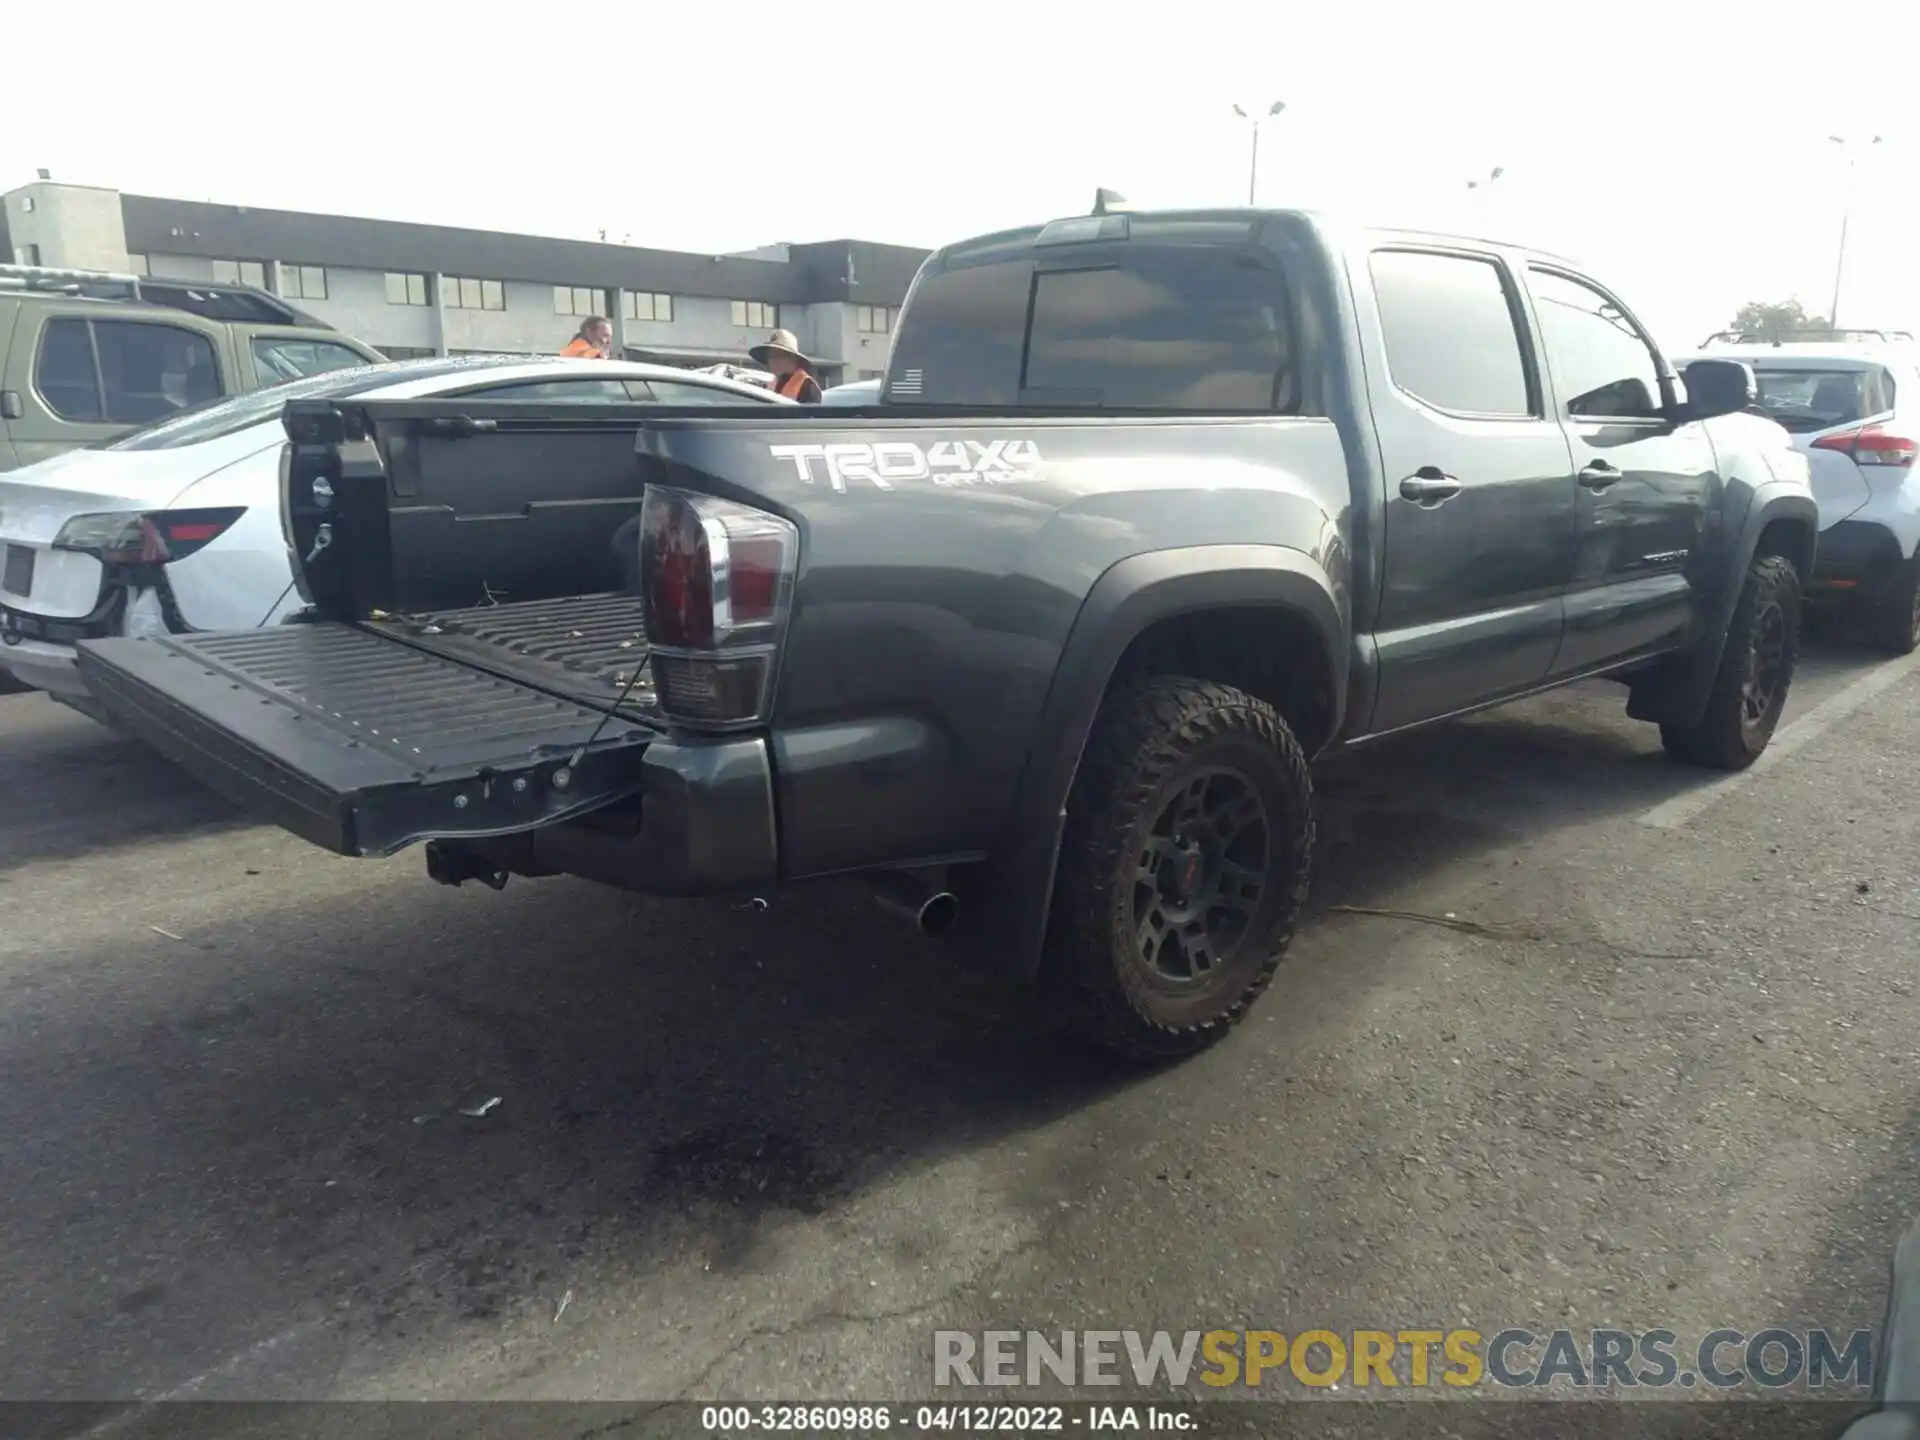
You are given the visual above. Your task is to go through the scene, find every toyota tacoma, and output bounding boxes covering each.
[73,205,1819,1058]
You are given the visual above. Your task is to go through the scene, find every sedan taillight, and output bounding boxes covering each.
[51,507,246,565]
[1812,427,1918,468]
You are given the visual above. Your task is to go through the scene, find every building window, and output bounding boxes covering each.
[442,275,506,311]
[623,290,673,323]
[553,285,603,317]
[380,345,438,360]
[856,305,891,335]
[211,259,268,289]
[15,243,41,267]
[859,369,884,381]
[280,264,328,300]
[385,272,431,307]
[730,300,778,329]
[126,253,149,276]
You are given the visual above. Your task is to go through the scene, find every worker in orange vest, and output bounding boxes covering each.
[562,316,613,359]
[749,329,822,402]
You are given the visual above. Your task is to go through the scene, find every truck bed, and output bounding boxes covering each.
[364,592,656,716]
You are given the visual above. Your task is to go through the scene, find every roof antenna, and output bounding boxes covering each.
[1091,188,1130,217]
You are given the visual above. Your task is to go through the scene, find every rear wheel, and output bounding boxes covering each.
[1040,676,1314,1060]
[1660,553,1800,770]
[1870,550,1920,656]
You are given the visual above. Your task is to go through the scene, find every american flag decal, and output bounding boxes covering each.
[892,368,924,397]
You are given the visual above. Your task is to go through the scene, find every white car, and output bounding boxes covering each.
[0,354,786,718]
[821,378,882,406]
[1684,343,1920,654]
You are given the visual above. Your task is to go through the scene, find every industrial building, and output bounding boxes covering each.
[1,180,929,386]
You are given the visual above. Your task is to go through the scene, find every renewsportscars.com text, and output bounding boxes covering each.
[933,1327,1876,1392]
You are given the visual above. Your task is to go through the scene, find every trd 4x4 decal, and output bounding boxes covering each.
[767,439,1043,493]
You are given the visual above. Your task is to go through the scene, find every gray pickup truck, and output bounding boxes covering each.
[73,204,1819,1058]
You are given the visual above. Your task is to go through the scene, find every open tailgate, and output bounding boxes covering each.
[76,623,655,857]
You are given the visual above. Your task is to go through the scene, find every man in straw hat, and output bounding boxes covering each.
[750,328,823,403]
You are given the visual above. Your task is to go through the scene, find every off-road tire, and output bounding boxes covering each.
[1660,553,1801,770]
[1039,676,1314,1060]
[1870,551,1920,657]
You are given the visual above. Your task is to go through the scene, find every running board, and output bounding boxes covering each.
[77,624,656,857]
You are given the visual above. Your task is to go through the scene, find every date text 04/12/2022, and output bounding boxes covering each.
[699,1404,1195,1432]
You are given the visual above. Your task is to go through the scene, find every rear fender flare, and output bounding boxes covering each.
[966,544,1345,978]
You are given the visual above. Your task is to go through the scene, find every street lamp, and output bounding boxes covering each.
[1464,167,1504,232]
[1232,100,1287,205]
[1828,134,1883,327]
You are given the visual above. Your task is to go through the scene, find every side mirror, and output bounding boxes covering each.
[1569,376,1659,419]
[1680,358,1758,420]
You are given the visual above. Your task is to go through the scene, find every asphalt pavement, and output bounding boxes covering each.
[2,635,1918,1433]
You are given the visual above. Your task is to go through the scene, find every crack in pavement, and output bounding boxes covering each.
[670,1230,1052,1400]
[571,1403,674,1439]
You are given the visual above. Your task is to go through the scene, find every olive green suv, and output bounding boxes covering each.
[0,265,384,472]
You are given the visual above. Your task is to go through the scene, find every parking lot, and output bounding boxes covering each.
[3,636,1918,1417]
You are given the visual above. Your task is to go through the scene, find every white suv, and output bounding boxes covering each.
[1687,342,1920,653]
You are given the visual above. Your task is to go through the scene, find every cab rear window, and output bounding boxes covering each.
[888,245,1301,413]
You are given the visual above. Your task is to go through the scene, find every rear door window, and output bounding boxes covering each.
[1369,250,1533,417]
[1751,366,1896,432]
[92,321,222,423]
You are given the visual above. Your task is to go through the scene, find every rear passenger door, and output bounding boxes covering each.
[1359,246,1579,733]
[8,313,226,465]
[1525,266,1719,674]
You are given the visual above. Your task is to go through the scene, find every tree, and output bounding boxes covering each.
[1725,299,1832,340]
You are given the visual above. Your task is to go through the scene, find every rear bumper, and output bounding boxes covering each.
[0,586,126,697]
[461,736,779,897]
[0,635,85,697]
[1811,520,1904,591]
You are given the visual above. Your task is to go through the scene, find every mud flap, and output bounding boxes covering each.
[76,624,656,857]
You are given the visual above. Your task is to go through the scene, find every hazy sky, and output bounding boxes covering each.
[6,0,1916,350]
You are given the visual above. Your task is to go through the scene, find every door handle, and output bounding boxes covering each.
[1578,461,1622,490]
[1399,467,1462,503]
[0,390,21,421]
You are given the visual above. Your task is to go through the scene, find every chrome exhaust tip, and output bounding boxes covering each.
[870,869,961,939]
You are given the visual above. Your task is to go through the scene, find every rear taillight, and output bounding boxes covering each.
[638,486,797,730]
[1812,428,1918,468]
[52,507,245,565]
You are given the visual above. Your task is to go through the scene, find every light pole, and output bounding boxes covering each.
[1232,100,1287,205]
[1465,166,1504,229]
[1828,134,1883,327]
